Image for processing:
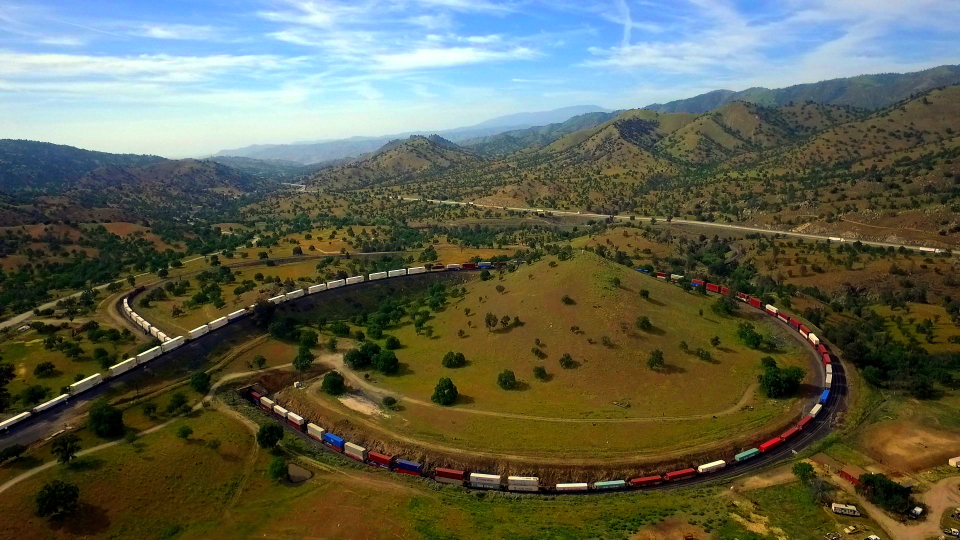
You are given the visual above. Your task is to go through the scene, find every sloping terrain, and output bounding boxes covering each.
[460,111,619,156]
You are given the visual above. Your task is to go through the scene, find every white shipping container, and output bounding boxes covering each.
[407,266,426,275]
[829,237,843,242]
[34,394,69,413]
[269,295,287,304]
[344,442,367,460]
[150,326,160,338]
[307,423,325,440]
[670,273,683,281]
[808,333,820,346]
[697,460,726,474]
[388,269,407,277]
[285,289,304,300]
[326,279,345,289]
[162,336,185,352]
[447,264,462,270]
[136,346,162,364]
[948,456,960,467]
[765,304,779,315]
[369,272,388,281]
[507,476,539,487]
[831,503,861,517]
[307,284,326,294]
[156,332,169,342]
[287,412,304,426]
[188,325,209,339]
[109,358,137,377]
[345,276,363,285]
[273,405,288,419]
[555,483,589,491]
[208,317,228,330]
[260,397,275,408]
[69,373,103,394]
[826,364,833,375]
[227,309,247,321]
[825,373,833,387]
[809,403,823,417]
[0,411,32,431]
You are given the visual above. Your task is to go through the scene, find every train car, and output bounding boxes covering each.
[369,271,388,281]
[736,292,750,302]
[825,373,833,387]
[430,264,446,271]
[307,284,327,294]
[69,373,103,395]
[697,460,726,474]
[269,294,287,304]
[816,344,828,355]
[306,423,325,441]
[368,452,395,470]
[462,262,477,270]
[109,358,137,377]
[470,472,502,489]
[555,482,590,492]
[780,427,800,441]
[407,266,427,275]
[446,264,462,271]
[395,459,423,477]
[161,336,185,352]
[809,403,823,418]
[345,276,364,285]
[759,437,783,452]
[285,289,305,301]
[691,279,705,287]
[0,411,31,431]
[259,397,275,412]
[734,448,761,462]
[227,309,247,321]
[322,432,345,452]
[777,312,789,323]
[819,390,830,404]
[798,325,811,338]
[719,286,731,296]
[156,332,169,343]
[507,476,540,492]
[433,467,464,485]
[808,333,820,346]
[765,304,779,316]
[273,405,288,420]
[749,297,762,309]
[655,272,668,280]
[33,394,69,413]
[706,283,720,293]
[477,262,493,269]
[188,325,210,339]
[825,364,833,376]
[287,412,305,431]
[664,468,697,482]
[149,327,161,338]
[822,353,832,366]
[788,317,801,330]
[388,269,407,278]
[669,274,683,283]
[629,475,663,488]
[326,279,345,289]
[344,442,367,462]
[209,317,228,330]
[797,415,813,430]
[136,345,161,365]
[636,268,650,274]
[593,479,626,491]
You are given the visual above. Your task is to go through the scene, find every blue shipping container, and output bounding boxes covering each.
[734,448,761,462]
[322,432,345,449]
[635,268,650,274]
[593,480,626,490]
[819,390,830,404]
[395,459,422,473]
[478,262,493,269]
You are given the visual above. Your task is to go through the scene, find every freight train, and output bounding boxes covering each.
[2,260,839,494]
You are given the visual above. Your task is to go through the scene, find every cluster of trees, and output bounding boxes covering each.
[343,342,399,375]
[442,351,467,368]
[758,357,804,398]
[857,473,917,514]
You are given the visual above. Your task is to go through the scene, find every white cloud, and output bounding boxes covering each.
[133,24,221,40]
[373,46,538,71]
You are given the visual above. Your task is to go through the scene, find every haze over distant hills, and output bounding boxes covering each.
[644,64,960,114]
[214,105,610,165]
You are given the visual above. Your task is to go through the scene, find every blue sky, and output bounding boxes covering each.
[2,0,959,157]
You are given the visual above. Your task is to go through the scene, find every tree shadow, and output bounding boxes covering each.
[535,373,554,382]
[397,363,415,376]
[646,326,667,336]
[51,503,111,536]
[659,364,686,375]
[455,394,475,405]
[717,346,735,354]
[645,298,666,307]
[512,381,531,391]
[1,455,43,472]
[67,457,105,472]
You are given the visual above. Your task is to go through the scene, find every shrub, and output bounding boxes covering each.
[561,295,575,305]
[636,316,652,331]
[431,377,458,406]
[382,396,397,409]
[256,423,285,449]
[33,362,57,378]
[268,456,287,481]
[321,371,346,395]
[384,336,401,350]
[559,353,575,369]
[166,392,190,415]
[647,349,665,370]
[329,321,350,337]
[497,369,517,390]
[35,480,79,518]
[189,371,211,394]
[373,350,399,375]
[176,425,193,440]
[533,366,547,381]
[757,358,804,398]
[88,400,124,438]
[442,351,467,368]
[737,323,764,349]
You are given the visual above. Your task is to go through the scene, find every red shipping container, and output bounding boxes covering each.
[720,287,731,296]
[462,263,477,270]
[797,415,813,429]
[737,292,750,301]
[706,283,720,293]
[817,344,827,354]
[749,298,762,308]
[629,475,663,487]
[780,427,800,441]
[395,468,421,477]
[788,317,800,329]
[691,279,705,286]
[434,468,465,480]
[759,438,783,452]
[765,306,776,315]
[655,272,667,279]
[777,312,789,322]
[799,325,810,335]
[664,468,696,481]
[250,391,261,401]
[822,353,831,365]
[368,452,393,468]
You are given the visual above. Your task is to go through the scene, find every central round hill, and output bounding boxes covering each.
[377,253,806,419]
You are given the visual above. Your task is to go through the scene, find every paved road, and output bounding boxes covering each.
[400,197,954,255]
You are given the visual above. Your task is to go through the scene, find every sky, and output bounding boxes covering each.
[2,0,960,157]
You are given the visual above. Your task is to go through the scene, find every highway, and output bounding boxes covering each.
[400,197,954,255]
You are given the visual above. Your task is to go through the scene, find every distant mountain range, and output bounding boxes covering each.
[213,105,611,165]
[644,64,960,113]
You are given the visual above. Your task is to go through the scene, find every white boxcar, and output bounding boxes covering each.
[0,411,32,431]
[507,476,539,492]
[808,333,820,346]
[470,473,502,489]
[34,394,69,413]
[809,403,823,417]
[697,460,726,474]
[188,325,209,339]
[162,336,185,352]
[269,294,286,304]
[273,405,288,419]
[829,237,843,242]
[765,304,779,315]
[344,442,367,461]
[670,273,683,281]
[227,309,247,321]
[150,326,161,338]
[136,346,162,364]
[826,364,833,376]
[345,276,364,285]
[407,266,426,275]
[156,332,169,342]
[208,317,228,330]
[388,269,407,278]
[109,358,137,377]
[259,397,275,409]
[555,483,589,492]
[287,412,305,428]
[446,264,462,271]
[326,279,345,289]
[306,423,325,440]
[825,373,833,387]
[69,373,103,394]
[307,284,326,294]
[369,272,388,281]
[285,289,304,300]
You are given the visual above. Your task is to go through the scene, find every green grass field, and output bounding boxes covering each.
[745,481,886,540]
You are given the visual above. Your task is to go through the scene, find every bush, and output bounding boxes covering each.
[367,324,383,340]
[298,329,318,348]
[321,371,346,395]
[0,443,26,463]
[857,473,915,514]
[166,392,190,415]
[329,321,350,337]
[736,323,764,349]
[559,353,575,369]
[533,366,547,381]
[256,423,285,449]
[142,402,158,418]
[382,396,397,409]
[189,371,211,394]
[293,345,314,373]
[647,349,665,370]
[431,378,458,405]
[711,295,738,316]
[33,362,57,378]
[442,351,467,368]
[268,456,287,481]
[88,400,124,438]
[176,425,193,440]
[561,295,575,305]
[35,480,79,518]
[636,316,652,331]
[372,350,399,375]
[384,336,401,350]
[497,369,517,390]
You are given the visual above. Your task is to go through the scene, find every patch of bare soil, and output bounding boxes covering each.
[860,420,960,472]
[631,518,711,540]
[338,393,388,418]
[734,464,797,491]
